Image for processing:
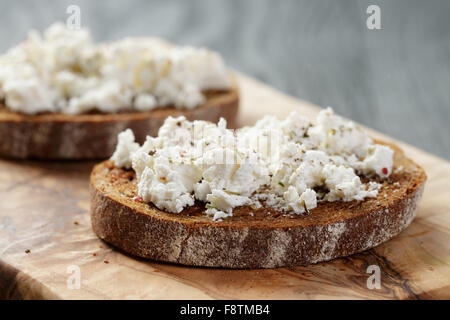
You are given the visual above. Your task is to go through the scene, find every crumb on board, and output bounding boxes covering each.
[74,221,79,225]
[104,260,109,264]
[25,249,31,254]
[394,165,404,174]
[93,253,97,256]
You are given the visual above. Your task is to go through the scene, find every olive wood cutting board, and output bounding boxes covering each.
[0,74,449,299]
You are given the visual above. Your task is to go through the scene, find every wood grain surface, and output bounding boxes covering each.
[2,0,450,160]
[0,74,449,299]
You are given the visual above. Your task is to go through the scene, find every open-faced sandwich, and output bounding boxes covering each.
[0,23,238,159]
[90,108,426,268]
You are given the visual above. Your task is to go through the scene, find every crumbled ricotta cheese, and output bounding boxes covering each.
[110,129,140,169]
[111,108,394,220]
[0,23,230,115]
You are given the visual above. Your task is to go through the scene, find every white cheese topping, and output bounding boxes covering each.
[0,23,230,115]
[111,108,394,221]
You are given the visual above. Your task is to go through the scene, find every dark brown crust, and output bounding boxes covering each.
[90,143,427,268]
[0,85,239,160]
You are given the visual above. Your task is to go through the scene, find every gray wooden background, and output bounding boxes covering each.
[1,0,449,159]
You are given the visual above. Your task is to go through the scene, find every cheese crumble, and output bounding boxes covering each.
[111,108,394,221]
[0,23,230,114]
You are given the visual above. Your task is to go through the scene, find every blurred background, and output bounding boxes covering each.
[1,0,449,159]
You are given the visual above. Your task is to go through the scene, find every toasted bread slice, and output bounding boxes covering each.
[0,84,238,160]
[90,142,426,268]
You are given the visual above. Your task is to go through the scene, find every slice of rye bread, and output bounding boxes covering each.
[90,142,426,269]
[0,82,238,160]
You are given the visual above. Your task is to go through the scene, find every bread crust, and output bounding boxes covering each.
[90,143,427,268]
[0,86,239,159]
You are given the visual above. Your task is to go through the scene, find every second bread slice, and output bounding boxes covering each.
[0,84,239,159]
